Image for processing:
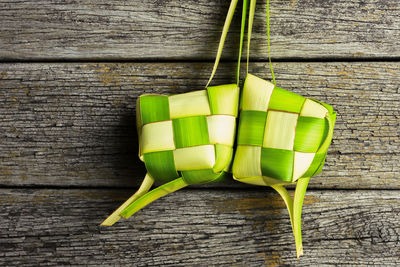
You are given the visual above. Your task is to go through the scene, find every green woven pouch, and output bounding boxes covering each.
[102,0,244,226]
[138,85,239,185]
[233,74,336,186]
[232,74,336,257]
[232,0,337,257]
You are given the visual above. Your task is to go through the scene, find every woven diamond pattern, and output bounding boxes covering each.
[233,74,336,185]
[137,84,239,185]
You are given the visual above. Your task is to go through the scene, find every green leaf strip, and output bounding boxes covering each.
[237,110,267,146]
[268,86,306,113]
[270,185,294,230]
[271,177,310,258]
[120,177,188,219]
[294,116,328,153]
[246,0,276,83]
[207,84,240,117]
[172,116,210,148]
[293,177,310,258]
[206,0,239,88]
[236,0,248,84]
[100,173,155,226]
[266,0,276,85]
[260,147,294,182]
[317,112,336,154]
[246,0,256,74]
[143,150,179,183]
[139,95,170,124]
[181,169,222,185]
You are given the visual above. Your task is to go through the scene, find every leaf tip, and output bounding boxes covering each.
[100,215,120,226]
[296,245,303,258]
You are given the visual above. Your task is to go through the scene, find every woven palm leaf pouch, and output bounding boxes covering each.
[232,0,337,257]
[102,0,246,226]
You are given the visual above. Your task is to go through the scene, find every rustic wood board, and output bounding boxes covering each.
[0,0,398,266]
[0,189,398,266]
[0,0,399,60]
[1,62,399,188]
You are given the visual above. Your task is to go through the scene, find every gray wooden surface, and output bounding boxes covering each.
[0,189,399,266]
[1,62,399,189]
[0,0,399,60]
[0,0,399,266]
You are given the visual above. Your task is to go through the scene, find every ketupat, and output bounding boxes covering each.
[232,0,337,258]
[120,85,239,220]
[101,0,337,259]
[101,0,244,226]
[232,74,336,257]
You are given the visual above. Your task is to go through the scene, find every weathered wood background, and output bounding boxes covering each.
[0,0,399,266]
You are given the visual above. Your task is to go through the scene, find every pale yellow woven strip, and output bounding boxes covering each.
[207,115,236,146]
[300,99,328,118]
[173,145,215,171]
[242,74,274,111]
[292,152,315,182]
[169,90,211,119]
[141,120,175,154]
[263,111,298,150]
[232,145,262,178]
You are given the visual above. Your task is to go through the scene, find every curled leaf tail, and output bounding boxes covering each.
[271,185,294,230]
[293,177,310,258]
[120,177,188,219]
[271,177,310,258]
[101,173,155,226]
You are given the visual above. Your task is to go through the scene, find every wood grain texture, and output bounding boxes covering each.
[0,0,399,60]
[1,62,399,188]
[0,189,398,266]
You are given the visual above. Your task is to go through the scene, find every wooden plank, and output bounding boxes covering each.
[0,189,398,265]
[0,0,399,60]
[0,62,399,188]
